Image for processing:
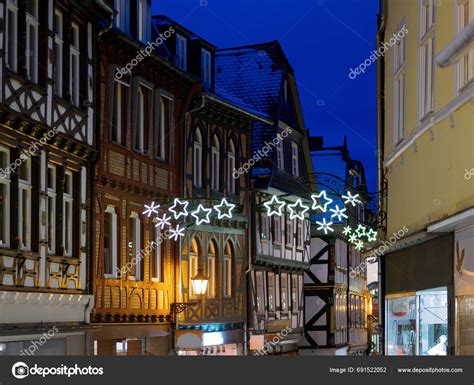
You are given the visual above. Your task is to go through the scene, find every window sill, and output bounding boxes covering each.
[151,278,163,283]
[104,274,118,279]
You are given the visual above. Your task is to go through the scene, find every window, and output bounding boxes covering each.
[201,48,211,87]
[281,273,288,312]
[138,0,145,41]
[420,0,435,119]
[63,171,73,256]
[151,225,162,281]
[207,240,217,298]
[291,142,299,176]
[273,216,282,243]
[135,84,151,153]
[260,214,270,240]
[54,10,63,96]
[128,212,141,280]
[70,23,80,106]
[47,164,56,254]
[25,0,38,82]
[267,272,275,312]
[276,139,284,170]
[456,0,474,91]
[286,217,294,246]
[283,79,288,102]
[291,275,298,311]
[6,0,18,71]
[104,206,118,277]
[297,219,304,248]
[18,158,32,250]
[256,271,265,313]
[227,140,236,195]
[393,23,406,145]
[224,242,233,298]
[157,95,172,160]
[211,135,220,191]
[176,34,187,70]
[111,79,129,145]
[193,129,203,187]
[0,149,10,247]
[189,238,200,298]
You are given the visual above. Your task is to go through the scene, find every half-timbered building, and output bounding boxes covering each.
[216,42,315,355]
[0,0,108,355]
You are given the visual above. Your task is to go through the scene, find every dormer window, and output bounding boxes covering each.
[291,142,299,177]
[201,48,211,87]
[70,22,80,106]
[176,34,187,70]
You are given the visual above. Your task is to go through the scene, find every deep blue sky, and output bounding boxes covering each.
[151,0,379,191]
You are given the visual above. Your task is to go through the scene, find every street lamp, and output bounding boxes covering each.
[191,266,209,296]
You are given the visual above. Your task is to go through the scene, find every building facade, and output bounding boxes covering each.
[0,0,107,355]
[377,0,474,355]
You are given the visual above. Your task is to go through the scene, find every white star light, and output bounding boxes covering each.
[214,198,235,219]
[143,201,160,217]
[311,191,333,212]
[342,225,352,236]
[191,204,212,225]
[168,224,185,241]
[288,199,310,220]
[366,228,378,242]
[169,198,189,220]
[316,218,334,235]
[355,224,367,238]
[342,191,361,207]
[354,240,364,251]
[155,213,171,229]
[348,233,358,243]
[329,205,348,222]
[263,195,286,217]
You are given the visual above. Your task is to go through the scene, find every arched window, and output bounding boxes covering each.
[211,135,220,191]
[227,139,236,195]
[224,241,234,297]
[207,239,217,298]
[189,237,201,298]
[193,129,203,187]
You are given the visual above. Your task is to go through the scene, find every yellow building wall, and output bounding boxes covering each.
[383,0,474,235]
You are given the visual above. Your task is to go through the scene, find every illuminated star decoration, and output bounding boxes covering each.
[355,224,367,238]
[155,213,171,229]
[342,191,361,207]
[263,195,286,217]
[169,198,189,220]
[143,201,160,217]
[348,233,358,243]
[288,199,310,220]
[354,240,364,251]
[191,204,212,225]
[316,218,334,235]
[366,228,378,242]
[311,191,333,213]
[168,224,185,241]
[329,205,348,222]
[342,225,352,236]
[214,198,235,219]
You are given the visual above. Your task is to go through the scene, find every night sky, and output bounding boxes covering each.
[151,0,379,192]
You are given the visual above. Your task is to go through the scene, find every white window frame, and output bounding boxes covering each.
[211,135,220,191]
[176,34,187,71]
[224,244,232,298]
[291,142,299,176]
[151,225,162,282]
[128,212,141,281]
[456,0,474,93]
[70,22,80,106]
[193,129,203,188]
[227,141,236,195]
[296,219,304,249]
[201,48,211,87]
[47,164,56,254]
[419,0,435,120]
[0,147,11,247]
[135,84,147,153]
[54,10,63,96]
[157,93,172,160]
[104,205,118,278]
[189,251,198,299]
[18,158,32,251]
[276,139,284,170]
[63,170,73,256]
[6,0,18,71]
[286,217,294,246]
[26,0,39,83]
[393,21,406,145]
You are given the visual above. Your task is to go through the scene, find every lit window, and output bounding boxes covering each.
[26,0,38,83]
[18,158,32,250]
[227,140,236,195]
[207,240,217,298]
[70,23,80,106]
[224,242,233,298]
[111,79,129,145]
[420,0,435,119]
[211,135,220,191]
[176,34,187,70]
[291,142,299,176]
[193,129,203,187]
[128,212,141,280]
[104,206,118,278]
[54,10,63,96]
[189,238,200,298]
[456,0,474,91]
[201,48,211,87]
[0,148,10,247]
[47,164,56,254]
[63,171,73,256]
[151,225,162,281]
[6,0,18,71]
